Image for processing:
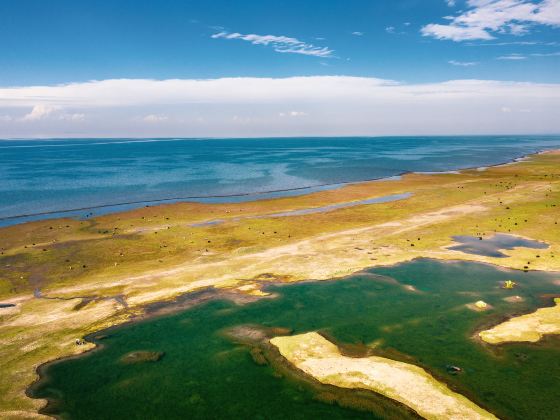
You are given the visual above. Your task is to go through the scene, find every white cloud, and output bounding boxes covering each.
[449,60,479,66]
[1,76,559,137]
[446,0,457,6]
[385,26,396,34]
[22,104,59,121]
[279,111,307,117]
[497,53,527,59]
[59,113,85,121]
[422,0,560,41]
[211,31,333,57]
[352,31,364,36]
[501,106,512,112]
[20,105,85,122]
[143,114,169,123]
[422,23,495,41]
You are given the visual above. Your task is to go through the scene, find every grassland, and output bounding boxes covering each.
[270,332,496,420]
[1,150,559,418]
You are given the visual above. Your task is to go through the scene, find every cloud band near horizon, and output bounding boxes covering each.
[1,76,559,137]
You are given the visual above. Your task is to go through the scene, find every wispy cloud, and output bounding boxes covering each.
[422,0,560,41]
[449,60,479,66]
[466,40,549,46]
[211,31,334,57]
[351,31,364,36]
[279,111,307,117]
[59,112,85,121]
[143,114,169,123]
[494,50,560,60]
[446,0,456,7]
[531,51,560,56]
[497,53,527,60]
[386,25,408,35]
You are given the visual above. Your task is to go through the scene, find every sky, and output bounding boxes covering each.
[0,0,559,138]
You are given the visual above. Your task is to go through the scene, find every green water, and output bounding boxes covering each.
[31,259,560,419]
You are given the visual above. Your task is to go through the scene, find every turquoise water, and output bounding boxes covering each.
[31,259,560,419]
[2,135,560,225]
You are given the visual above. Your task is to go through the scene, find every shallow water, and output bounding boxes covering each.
[449,233,549,258]
[31,259,560,419]
[2,135,560,226]
[263,193,412,217]
[190,193,412,227]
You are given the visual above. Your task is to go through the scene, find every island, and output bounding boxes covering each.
[479,298,560,344]
[270,332,496,420]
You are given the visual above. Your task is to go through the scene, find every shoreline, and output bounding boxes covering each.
[0,147,553,228]
[2,148,560,418]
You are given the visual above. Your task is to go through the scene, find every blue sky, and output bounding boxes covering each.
[0,0,559,137]
[1,0,559,84]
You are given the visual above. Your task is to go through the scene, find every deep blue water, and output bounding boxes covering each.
[1,135,560,226]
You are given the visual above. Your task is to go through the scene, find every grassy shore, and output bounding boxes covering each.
[1,150,559,417]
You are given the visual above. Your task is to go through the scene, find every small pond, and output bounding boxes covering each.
[449,233,549,258]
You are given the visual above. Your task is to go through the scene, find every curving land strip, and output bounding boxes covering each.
[479,298,560,344]
[270,332,497,420]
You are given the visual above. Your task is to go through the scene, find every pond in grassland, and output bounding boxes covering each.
[449,233,549,258]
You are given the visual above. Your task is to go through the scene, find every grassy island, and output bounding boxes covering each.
[480,298,560,344]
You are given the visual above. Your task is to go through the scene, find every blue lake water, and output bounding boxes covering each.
[1,135,560,226]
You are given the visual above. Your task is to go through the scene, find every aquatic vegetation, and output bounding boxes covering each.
[249,347,268,365]
[467,300,491,311]
[502,280,517,289]
[120,351,165,364]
